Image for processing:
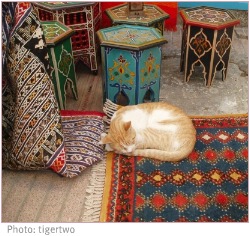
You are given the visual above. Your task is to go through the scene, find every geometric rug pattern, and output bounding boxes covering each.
[101,115,248,222]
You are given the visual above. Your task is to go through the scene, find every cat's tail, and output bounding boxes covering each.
[132,148,193,162]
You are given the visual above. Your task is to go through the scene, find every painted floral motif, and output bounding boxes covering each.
[108,4,167,23]
[58,45,72,77]
[108,54,135,105]
[104,28,158,45]
[216,30,232,57]
[108,54,135,85]
[141,53,160,83]
[42,24,65,41]
[190,29,212,57]
[186,8,232,24]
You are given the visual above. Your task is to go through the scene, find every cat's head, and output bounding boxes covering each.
[100,121,136,155]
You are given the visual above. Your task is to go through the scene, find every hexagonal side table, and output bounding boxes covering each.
[32,2,101,74]
[41,21,78,110]
[180,6,240,86]
[97,24,167,106]
[105,3,169,35]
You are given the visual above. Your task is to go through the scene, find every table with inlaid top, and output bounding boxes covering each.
[180,6,240,86]
[97,24,167,106]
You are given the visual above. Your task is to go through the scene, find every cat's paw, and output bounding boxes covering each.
[99,133,114,151]
[100,133,107,139]
[98,133,107,145]
[105,143,114,152]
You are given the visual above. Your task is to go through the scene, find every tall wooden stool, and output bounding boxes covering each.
[41,21,78,110]
[180,6,240,86]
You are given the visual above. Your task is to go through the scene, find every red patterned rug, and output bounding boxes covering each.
[100,115,248,222]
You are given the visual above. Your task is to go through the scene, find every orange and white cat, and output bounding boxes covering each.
[100,102,196,161]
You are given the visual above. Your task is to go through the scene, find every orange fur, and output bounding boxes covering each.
[100,102,196,161]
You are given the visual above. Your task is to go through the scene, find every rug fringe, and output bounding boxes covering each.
[82,100,120,222]
[82,158,107,222]
[103,99,120,129]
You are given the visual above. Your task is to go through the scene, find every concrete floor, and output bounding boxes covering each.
[1,11,248,223]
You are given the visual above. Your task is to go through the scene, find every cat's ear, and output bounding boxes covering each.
[99,133,113,144]
[123,121,131,131]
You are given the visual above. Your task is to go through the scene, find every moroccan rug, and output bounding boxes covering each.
[59,110,105,178]
[2,2,105,178]
[100,114,248,222]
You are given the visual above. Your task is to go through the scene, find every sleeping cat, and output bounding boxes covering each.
[100,102,196,161]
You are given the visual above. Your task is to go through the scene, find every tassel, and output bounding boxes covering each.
[103,99,121,129]
[82,158,107,222]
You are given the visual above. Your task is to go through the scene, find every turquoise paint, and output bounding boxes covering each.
[178,2,248,10]
[138,47,162,103]
[106,48,136,105]
[102,46,163,105]
[98,25,166,105]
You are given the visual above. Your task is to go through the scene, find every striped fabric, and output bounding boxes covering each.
[2,3,105,177]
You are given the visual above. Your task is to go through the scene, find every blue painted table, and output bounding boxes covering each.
[97,24,167,106]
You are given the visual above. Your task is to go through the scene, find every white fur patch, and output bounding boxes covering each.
[126,144,136,153]
[105,143,114,152]
[122,108,178,132]
[122,109,147,130]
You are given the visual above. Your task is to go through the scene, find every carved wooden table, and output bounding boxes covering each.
[41,21,78,110]
[105,3,169,35]
[97,24,167,106]
[180,6,240,86]
[33,2,101,74]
